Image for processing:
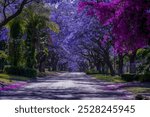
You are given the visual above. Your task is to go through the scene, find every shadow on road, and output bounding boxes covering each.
[0,72,133,100]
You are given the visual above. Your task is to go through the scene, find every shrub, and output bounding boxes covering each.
[121,74,139,82]
[86,69,99,74]
[121,74,150,82]
[4,66,37,78]
[139,74,150,82]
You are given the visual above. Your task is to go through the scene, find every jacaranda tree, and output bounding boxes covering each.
[0,0,60,28]
[79,0,150,53]
[79,0,150,74]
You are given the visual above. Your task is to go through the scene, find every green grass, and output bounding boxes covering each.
[126,87,150,94]
[91,74,125,83]
[0,73,30,83]
[91,74,150,96]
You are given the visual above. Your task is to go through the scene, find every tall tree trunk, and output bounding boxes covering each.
[104,55,115,76]
[118,54,124,75]
[0,59,5,72]
[52,60,57,71]
[39,62,43,72]
[129,51,136,74]
[113,56,116,74]
[108,62,115,76]
[39,62,45,72]
[95,61,101,73]
[88,60,94,70]
[102,66,105,74]
[52,65,57,71]
[38,54,46,72]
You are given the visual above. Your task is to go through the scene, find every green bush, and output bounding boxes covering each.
[121,74,150,82]
[139,74,150,82]
[86,69,99,74]
[4,66,37,78]
[121,74,139,82]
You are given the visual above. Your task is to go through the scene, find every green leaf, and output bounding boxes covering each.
[48,21,60,33]
[0,50,8,59]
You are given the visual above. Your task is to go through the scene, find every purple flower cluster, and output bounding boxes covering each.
[0,27,9,41]
[0,82,27,91]
[79,0,150,53]
[104,82,141,90]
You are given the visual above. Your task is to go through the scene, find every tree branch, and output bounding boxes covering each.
[0,0,32,28]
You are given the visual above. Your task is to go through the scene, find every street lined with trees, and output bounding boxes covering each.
[0,0,149,99]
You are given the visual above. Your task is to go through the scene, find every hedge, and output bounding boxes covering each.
[139,74,150,82]
[4,66,37,78]
[86,69,99,74]
[121,74,150,82]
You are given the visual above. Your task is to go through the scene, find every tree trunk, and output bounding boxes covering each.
[39,63,43,72]
[38,54,47,72]
[100,62,105,74]
[52,62,57,71]
[108,63,115,76]
[0,59,4,72]
[39,62,45,72]
[118,54,124,75]
[104,56,115,76]
[129,51,136,74]
[95,61,101,73]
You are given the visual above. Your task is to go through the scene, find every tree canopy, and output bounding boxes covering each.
[79,0,150,53]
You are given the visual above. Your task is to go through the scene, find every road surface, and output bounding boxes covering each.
[0,72,134,100]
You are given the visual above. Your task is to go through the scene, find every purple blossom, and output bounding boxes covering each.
[0,82,27,91]
[79,0,150,53]
[0,27,9,41]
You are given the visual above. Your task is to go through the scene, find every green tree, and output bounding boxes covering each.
[0,40,7,71]
[8,18,24,67]
[0,50,7,71]
[24,3,59,69]
[137,48,150,74]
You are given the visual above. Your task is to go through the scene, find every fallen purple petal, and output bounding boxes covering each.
[0,82,27,91]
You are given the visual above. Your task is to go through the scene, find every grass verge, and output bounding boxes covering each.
[91,74,125,83]
[126,87,150,94]
[91,74,150,96]
[0,73,30,83]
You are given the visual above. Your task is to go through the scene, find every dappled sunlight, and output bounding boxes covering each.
[0,73,134,100]
[0,0,149,100]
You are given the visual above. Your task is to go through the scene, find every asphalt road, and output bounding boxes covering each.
[0,72,134,100]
